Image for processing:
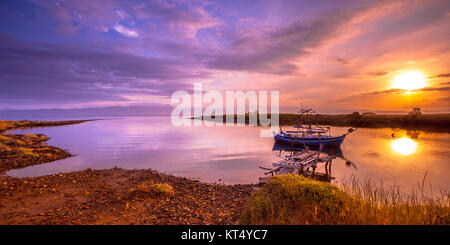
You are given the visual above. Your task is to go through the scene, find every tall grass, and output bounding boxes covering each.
[240,174,449,225]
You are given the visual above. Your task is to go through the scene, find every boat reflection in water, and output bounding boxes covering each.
[272,142,344,159]
[258,143,357,184]
[391,137,418,156]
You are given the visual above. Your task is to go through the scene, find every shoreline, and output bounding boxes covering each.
[0,168,255,225]
[195,113,450,133]
[0,119,96,134]
[0,120,95,172]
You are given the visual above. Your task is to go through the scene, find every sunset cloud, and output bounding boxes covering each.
[0,0,449,112]
[361,86,450,96]
[113,24,139,38]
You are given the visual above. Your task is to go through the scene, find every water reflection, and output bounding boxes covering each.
[406,130,421,139]
[272,142,344,158]
[391,137,418,156]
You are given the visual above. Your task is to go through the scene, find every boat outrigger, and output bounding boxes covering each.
[274,107,356,147]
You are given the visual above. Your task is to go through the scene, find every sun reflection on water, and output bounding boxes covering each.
[391,137,418,156]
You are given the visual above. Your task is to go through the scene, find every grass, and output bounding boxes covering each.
[0,133,49,146]
[240,174,449,225]
[0,133,52,157]
[0,119,93,133]
[129,181,175,196]
[16,147,37,157]
[23,133,49,141]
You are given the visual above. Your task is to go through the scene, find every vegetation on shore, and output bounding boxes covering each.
[198,113,450,132]
[0,133,72,172]
[0,119,93,133]
[240,174,449,225]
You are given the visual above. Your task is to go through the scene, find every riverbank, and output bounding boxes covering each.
[0,120,93,172]
[0,133,72,172]
[0,168,255,225]
[197,113,450,132]
[0,119,94,133]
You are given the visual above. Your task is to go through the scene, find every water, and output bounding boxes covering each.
[5,116,450,195]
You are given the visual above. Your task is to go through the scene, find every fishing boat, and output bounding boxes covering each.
[273,107,355,147]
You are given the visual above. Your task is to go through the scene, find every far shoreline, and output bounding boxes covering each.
[0,119,97,134]
[194,113,450,133]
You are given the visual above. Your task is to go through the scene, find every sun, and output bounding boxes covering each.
[391,137,418,156]
[392,71,427,91]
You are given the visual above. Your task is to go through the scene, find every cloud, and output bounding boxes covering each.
[436,73,450,78]
[32,0,125,35]
[0,35,199,105]
[417,86,450,92]
[334,58,351,65]
[361,86,450,95]
[368,71,389,77]
[2,0,450,112]
[113,24,139,38]
[207,6,376,75]
[361,88,406,95]
[133,0,220,38]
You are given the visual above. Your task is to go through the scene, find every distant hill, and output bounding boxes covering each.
[0,105,172,120]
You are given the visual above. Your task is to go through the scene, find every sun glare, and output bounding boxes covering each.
[391,137,418,156]
[392,71,427,91]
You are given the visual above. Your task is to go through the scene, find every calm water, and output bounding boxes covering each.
[6,116,450,195]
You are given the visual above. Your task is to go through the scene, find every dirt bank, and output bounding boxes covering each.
[0,120,95,172]
[0,168,255,225]
[0,133,72,172]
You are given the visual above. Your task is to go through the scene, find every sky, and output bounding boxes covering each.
[0,0,449,113]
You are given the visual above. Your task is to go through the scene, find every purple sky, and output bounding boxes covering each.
[0,0,449,113]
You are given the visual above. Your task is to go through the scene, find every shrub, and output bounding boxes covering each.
[16,147,37,157]
[130,181,175,196]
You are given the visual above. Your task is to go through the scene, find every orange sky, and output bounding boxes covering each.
[0,0,449,113]
[197,1,450,113]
